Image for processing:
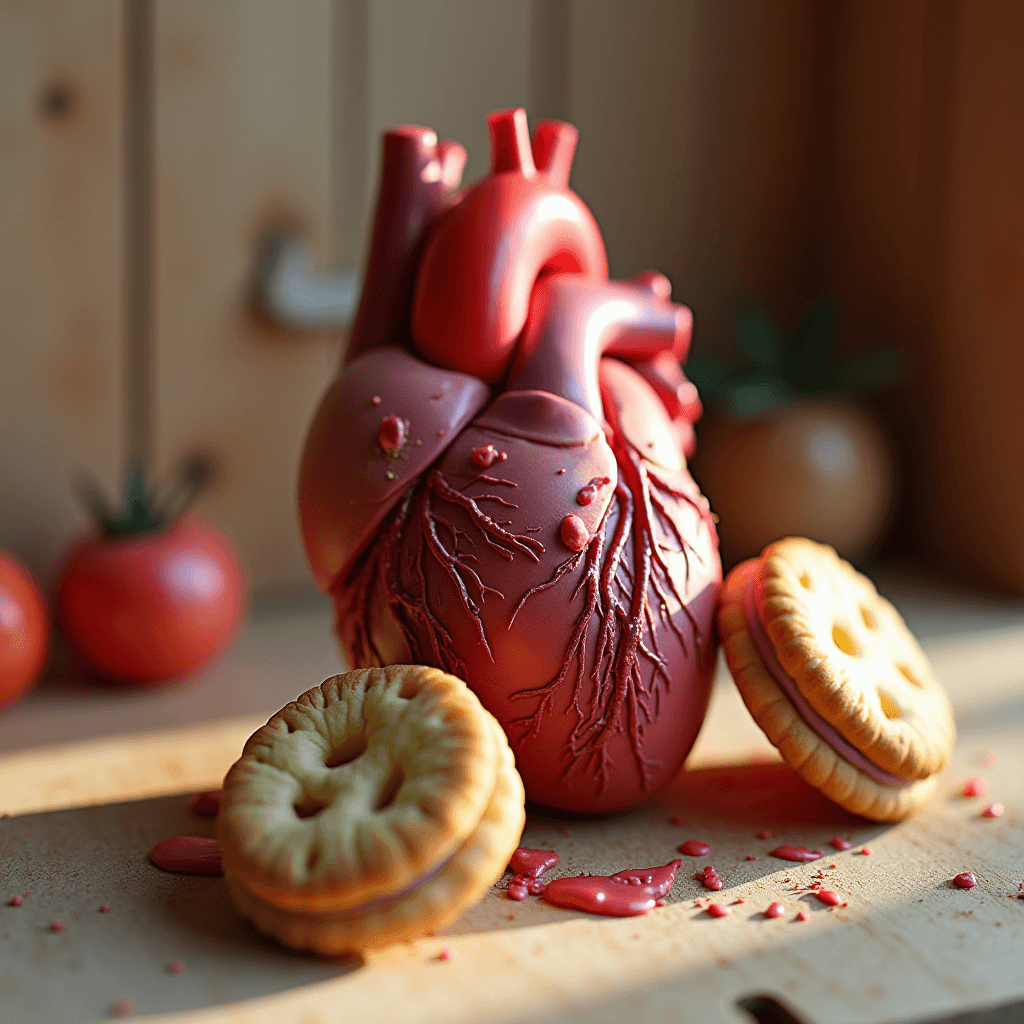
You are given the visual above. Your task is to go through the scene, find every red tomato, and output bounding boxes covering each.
[54,518,246,684]
[0,549,50,708]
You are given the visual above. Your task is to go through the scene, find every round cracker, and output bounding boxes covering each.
[225,718,525,954]
[755,538,955,780]
[218,666,501,913]
[718,557,943,822]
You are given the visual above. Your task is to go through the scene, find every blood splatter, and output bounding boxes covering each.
[188,791,221,818]
[696,865,723,891]
[508,847,559,879]
[149,837,223,875]
[679,840,711,857]
[953,872,977,889]
[542,860,682,918]
[769,845,822,862]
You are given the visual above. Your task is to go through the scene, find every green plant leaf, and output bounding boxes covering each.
[837,347,907,393]
[722,372,792,419]
[110,463,163,536]
[682,353,731,399]
[732,305,783,372]
[789,301,839,393]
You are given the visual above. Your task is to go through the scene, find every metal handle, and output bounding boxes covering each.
[258,234,361,329]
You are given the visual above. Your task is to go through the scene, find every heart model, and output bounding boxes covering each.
[299,110,721,813]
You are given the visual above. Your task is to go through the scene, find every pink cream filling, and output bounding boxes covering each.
[744,570,909,790]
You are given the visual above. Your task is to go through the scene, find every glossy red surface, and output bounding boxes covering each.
[299,109,721,813]
[542,860,682,918]
[149,836,223,875]
[54,519,245,684]
[0,550,49,708]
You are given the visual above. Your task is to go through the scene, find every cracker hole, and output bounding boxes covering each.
[799,574,812,589]
[831,625,860,657]
[325,735,367,768]
[294,797,328,820]
[878,691,901,719]
[897,664,922,688]
[374,766,406,812]
[860,607,876,629]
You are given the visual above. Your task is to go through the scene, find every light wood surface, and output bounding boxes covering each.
[0,0,126,581]
[149,0,337,594]
[1,576,1022,1024]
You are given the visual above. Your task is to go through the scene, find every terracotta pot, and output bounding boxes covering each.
[690,399,895,567]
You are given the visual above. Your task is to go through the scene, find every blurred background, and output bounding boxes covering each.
[2,0,1023,604]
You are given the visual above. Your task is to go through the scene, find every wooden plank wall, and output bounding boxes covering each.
[0,0,126,581]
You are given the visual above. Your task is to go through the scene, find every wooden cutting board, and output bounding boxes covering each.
[1,580,1022,1024]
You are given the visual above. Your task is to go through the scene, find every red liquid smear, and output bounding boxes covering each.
[963,777,988,798]
[829,836,852,851]
[696,865,723,891]
[542,860,682,918]
[765,902,785,919]
[953,872,977,889]
[679,840,711,857]
[769,845,822,862]
[706,902,730,918]
[758,829,772,840]
[559,514,589,552]
[509,847,559,879]
[796,910,810,922]
[982,803,1004,818]
[815,889,842,906]
[188,791,221,818]
[378,415,406,453]
[149,837,223,876]
[471,444,506,468]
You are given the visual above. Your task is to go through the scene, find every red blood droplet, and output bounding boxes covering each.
[99,905,111,913]
[507,884,528,901]
[796,910,810,922]
[696,865,723,890]
[470,444,500,467]
[860,847,871,855]
[679,839,712,857]
[765,902,785,919]
[953,872,977,889]
[758,829,772,840]
[576,485,597,505]
[815,889,842,906]
[370,395,381,406]
[168,960,185,975]
[7,896,22,907]
[110,997,137,1019]
[963,777,988,798]
[769,845,822,862]
[982,803,1004,818]
[436,947,456,961]
[560,514,589,552]
[829,836,852,851]
[508,847,559,880]
[188,790,221,818]
[149,836,223,875]
[745,855,757,861]
[670,813,687,826]
[706,903,731,918]
[378,415,406,453]
[49,920,65,932]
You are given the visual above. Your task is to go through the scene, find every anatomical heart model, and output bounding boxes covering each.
[299,110,721,813]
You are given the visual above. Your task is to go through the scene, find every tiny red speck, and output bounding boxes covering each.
[8,896,23,907]
[655,898,666,907]
[560,828,570,838]
[746,855,756,861]
[796,911,810,922]
[829,836,852,851]
[982,803,1004,818]
[437,947,456,961]
[758,829,772,840]
[706,903,731,918]
[829,864,837,869]
[556,468,566,474]
[49,921,65,933]
[765,902,785,919]
[110,997,136,1019]
[815,889,842,906]
[99,905,111,913]
[963,777,988,798]
[860,847,871,855]
[670,813,687,826]
[371,395,381,405]
[507,913,515,919]
[679,839,712,857]
[168,960,185,975]
[733,898,745,905]
[953,872,977,889]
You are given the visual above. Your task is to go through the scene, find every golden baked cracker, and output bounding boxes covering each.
[225,718,525,955]
[756,538,955,780]
[218,666,502,913]
[718,556,945,822]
